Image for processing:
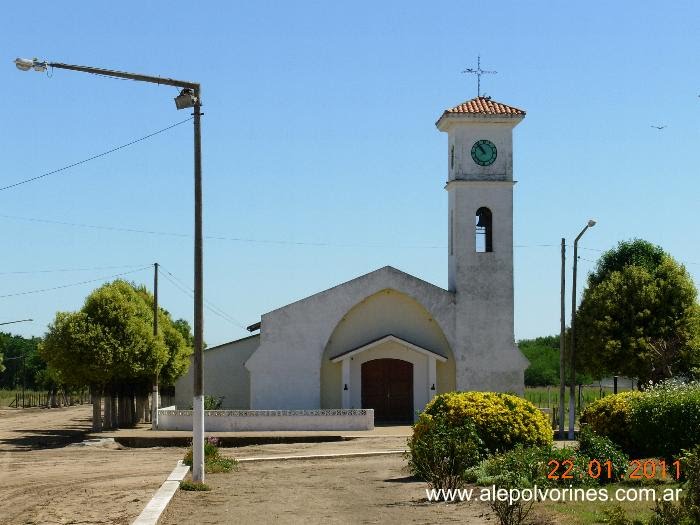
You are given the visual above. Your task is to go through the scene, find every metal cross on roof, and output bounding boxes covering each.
[462,56,497,97]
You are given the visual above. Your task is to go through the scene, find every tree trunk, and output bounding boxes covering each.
[91,390,102,432]
[111,394,119,429]
[103,391,112,430]
[135,396,144,425]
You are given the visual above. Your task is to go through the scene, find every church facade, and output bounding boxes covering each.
[174,96,529,422]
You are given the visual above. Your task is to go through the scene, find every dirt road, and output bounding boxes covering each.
[161,454,495,525]
[0,405,183,525]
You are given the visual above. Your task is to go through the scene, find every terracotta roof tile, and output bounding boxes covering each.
[443,96,525,116]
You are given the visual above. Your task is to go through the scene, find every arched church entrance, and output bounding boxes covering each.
[361,358,413,423]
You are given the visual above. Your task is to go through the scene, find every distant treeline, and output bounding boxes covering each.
[519,335,592,387]
[0,332,49,390]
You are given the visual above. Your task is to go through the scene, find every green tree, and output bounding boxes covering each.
[576,240,700,385]
[0,332,44,389]
[40,280,174,428]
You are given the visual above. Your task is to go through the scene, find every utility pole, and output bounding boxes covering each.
[559,238,566,440]
[152,262,159,430]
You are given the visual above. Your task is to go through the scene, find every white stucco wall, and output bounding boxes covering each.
[174,335,259,409]
[246,267,455,410]
[158,408,374,431]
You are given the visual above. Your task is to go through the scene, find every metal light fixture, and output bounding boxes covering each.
[14,58,35,71]
[175,88,197,110]
[14,58,47,72]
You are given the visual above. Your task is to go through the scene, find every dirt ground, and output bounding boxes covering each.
[0,405,184,525]
[161,454,498,525]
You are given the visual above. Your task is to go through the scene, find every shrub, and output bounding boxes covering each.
[465,445,596,489]
[204,395,224,410]
[578,427,629,483]
[406,412,482,491]
[180,480,211,491]
[680,444,700,522]
[419,392,552,453]
[580,391,642,453]
[183,437,238,474]
[629,380,700,459]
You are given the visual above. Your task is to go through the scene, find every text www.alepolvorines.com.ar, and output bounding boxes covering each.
[426,485,684,504]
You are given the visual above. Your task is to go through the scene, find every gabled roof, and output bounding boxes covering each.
[436,96,526,129]
[330,334,448,362]
[263,265,453,318]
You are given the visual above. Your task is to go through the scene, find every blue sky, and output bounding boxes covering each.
[2,1,699,347]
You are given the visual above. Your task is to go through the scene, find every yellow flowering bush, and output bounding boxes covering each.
[579,391,642,453]
[414,391,552,453]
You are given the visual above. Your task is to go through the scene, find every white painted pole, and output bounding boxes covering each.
[192,395,205,482]
[151,385,159,430]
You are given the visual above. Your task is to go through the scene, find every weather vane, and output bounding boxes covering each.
[462,55,497,97]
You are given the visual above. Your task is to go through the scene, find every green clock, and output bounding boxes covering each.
[471,139,497,166]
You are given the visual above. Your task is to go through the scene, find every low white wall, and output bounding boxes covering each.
[158,408,374,431]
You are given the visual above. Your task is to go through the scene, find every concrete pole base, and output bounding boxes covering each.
[192,395,205,482]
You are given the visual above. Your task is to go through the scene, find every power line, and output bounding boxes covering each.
[0,213,579,251]
[0,118,193,193]
[158,265,247,329]
[0,266,150,299]
[0,263,148,276]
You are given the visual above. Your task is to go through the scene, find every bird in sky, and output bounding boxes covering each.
[650,125,667,130]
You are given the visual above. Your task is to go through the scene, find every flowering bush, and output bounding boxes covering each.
[416,391,552,453]
[580,391,642,453]
[629,380,700,459]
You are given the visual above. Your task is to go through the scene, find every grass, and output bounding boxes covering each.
[183,440,238,474]
[205,456,238,474]
[524,386,635,411]
[536,483,679,524]
[179,480,211,491]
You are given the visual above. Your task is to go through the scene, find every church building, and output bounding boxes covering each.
[174,96,529,423]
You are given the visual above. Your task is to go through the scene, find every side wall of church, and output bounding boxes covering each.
[174,335,259,409]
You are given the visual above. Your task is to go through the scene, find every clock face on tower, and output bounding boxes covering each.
[471,139,497,166]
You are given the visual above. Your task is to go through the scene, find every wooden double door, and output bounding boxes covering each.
[361,358,413,423]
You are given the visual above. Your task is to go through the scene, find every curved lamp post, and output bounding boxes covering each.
[568,219,596,440]
[13,57,205,481]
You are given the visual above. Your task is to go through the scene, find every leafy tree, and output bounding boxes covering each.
[576,240,700,385]
[40,280,193,428]
[588,238,666,287]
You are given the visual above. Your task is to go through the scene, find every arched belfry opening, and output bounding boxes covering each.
[475,207,493,253]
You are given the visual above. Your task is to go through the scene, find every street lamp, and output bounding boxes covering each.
[14,58,206,482]
[568,219,596,440]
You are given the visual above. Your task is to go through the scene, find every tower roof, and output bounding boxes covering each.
[436,96,525,129]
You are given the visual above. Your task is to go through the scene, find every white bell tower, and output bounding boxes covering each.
[436,96,528,393]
